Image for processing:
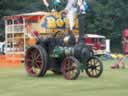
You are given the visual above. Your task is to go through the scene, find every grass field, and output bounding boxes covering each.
[0,59,128,96]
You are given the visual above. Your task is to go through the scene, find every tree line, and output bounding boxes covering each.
[0,0,128,51]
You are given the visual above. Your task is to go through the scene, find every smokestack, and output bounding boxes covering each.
[78,14,86,44]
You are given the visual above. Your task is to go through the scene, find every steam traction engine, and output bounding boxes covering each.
[24,12,103,80]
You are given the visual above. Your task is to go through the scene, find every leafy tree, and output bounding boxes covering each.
[0,0,128,51]
[0,0,42,38]
[86,0,128,38]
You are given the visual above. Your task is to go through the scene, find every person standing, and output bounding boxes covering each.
[64,0,77,31]
[77,0,88,43]
[64,0,88,43]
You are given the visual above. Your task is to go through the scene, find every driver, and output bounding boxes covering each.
[63,0,88,43]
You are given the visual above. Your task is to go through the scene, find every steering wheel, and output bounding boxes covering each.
[53,31,67,38]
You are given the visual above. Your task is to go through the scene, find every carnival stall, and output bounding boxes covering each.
[1,11,79,67]
[4,11,79,55]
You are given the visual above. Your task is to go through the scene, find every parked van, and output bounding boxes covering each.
[76,34,110,55]
[0,42,5,54]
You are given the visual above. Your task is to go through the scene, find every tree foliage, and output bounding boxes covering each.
[86,0,128,38]
[0,0,128,46]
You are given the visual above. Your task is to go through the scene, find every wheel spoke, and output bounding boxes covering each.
[35,49,39,55]
[94,69,98,75]
[95,68,101,72]
[36,60,42,63]
[96,64,100,67]
[90,59,93,65]
[25,59,32,63]
[31,52,35,60]
[35,54,40,60]
[35,63,41,68]
[92,69,96,76]
[94,59,98,65]
[90,70,93,76]
[26,66,33,72]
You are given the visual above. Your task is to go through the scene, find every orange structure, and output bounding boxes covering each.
[0,54,22,67]
[2,11,79,67]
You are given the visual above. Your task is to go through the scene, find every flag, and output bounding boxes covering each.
[54,0,61,6]
[56,0,61,3]
[78,0,88,13]
[83,0,88,11]
[43,0,49,7]
[78,0,82,6]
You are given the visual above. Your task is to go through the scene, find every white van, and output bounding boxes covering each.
[76,34,110,55]
[0,42,5,54]
[84,34,110,55]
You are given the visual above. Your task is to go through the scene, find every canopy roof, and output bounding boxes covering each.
[85,34,105,38]
[4,11,50,20]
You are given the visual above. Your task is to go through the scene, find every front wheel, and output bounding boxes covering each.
[85,56,103,78]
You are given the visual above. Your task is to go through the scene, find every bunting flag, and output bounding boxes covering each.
[56,0,61,3]
[78,0,82,6]
[54,0,61,6]
[78,0,88,10]
[42,0,49,7]
[83,0,88,11]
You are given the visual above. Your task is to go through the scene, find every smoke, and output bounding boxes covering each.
[65,0,77,31]
[67,7,77,31]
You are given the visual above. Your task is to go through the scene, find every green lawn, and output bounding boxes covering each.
[0,59,128,96]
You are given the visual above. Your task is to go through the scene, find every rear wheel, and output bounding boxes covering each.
[85,56,103,78]
[61,56,80,80]
[25,45,47,77]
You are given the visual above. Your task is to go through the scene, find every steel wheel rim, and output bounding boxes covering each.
[86,57,102,77]
[25,47,43,76]
[62,57,80,80]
